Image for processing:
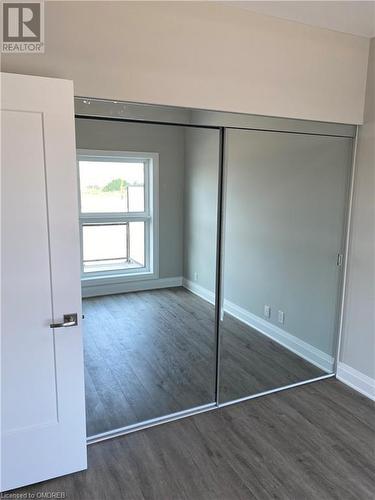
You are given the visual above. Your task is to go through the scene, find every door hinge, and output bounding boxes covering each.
[337,253,344,267]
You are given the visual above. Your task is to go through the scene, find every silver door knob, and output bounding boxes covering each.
[50,313,78,329]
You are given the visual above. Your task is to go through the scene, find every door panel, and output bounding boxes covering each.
[219,129,352,403]
[1,73,87,491]
[2,110,58,432]
[76,119,220,437]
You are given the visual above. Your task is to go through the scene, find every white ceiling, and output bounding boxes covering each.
[225,1,375,38]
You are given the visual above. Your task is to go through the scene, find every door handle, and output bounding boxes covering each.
[50,313,78,329]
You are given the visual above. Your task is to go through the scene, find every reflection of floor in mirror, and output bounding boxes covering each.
[83,287,325,437]
[83,287,217,436]
[219,313,325,403]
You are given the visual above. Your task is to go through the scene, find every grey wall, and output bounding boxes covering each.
[222,130,352,356]
[341,38,375,379]
[183,128,220,292]
[75,118,185,279]
[181,126,353,357]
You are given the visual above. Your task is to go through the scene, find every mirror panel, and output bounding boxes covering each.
[219,129,352,403]
[76,118,220,436]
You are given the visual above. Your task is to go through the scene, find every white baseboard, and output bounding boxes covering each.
[183,279,334,373]
[224,300,334,373]
[82,276,183,298]
[336,363,375,401]
[183,278,215,305]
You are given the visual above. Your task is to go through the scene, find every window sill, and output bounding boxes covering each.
[81,273,181,298]
[81,271,157,287]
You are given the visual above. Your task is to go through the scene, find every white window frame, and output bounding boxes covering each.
[77,149,159,285]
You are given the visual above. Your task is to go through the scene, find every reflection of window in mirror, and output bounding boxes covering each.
[77,150,158,280]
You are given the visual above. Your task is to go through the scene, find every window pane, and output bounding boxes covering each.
[128,185,145,212]
[79,160,145,213]
[82,224,145,273]
[129,221,145,267]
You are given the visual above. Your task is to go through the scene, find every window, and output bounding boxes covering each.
[77,150,158,281]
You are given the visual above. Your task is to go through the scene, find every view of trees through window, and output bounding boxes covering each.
[79,159,148,274]
[79,160,145,213]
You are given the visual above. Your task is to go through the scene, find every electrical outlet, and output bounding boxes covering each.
[278,310,285,324]
[264,305,271,319]
[194,272,198,281]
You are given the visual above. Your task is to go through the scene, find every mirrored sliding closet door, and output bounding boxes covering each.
[218,128,352,403]
[75,116,220,437]
[75,98,355,438]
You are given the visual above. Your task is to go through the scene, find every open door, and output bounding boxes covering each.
[1,73,87,491]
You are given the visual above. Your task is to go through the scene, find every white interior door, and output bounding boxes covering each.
[1,73,87,491]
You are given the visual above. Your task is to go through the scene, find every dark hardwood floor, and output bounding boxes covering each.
[12,380,375,499]
[219,312,325,402]
[83,287,217,436]
[83,287,325,436]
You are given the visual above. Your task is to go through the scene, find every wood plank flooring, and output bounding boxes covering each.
[83,288,217,436]
[83,287,324,436]
[12,379,375,499]
[219,312,324,402]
